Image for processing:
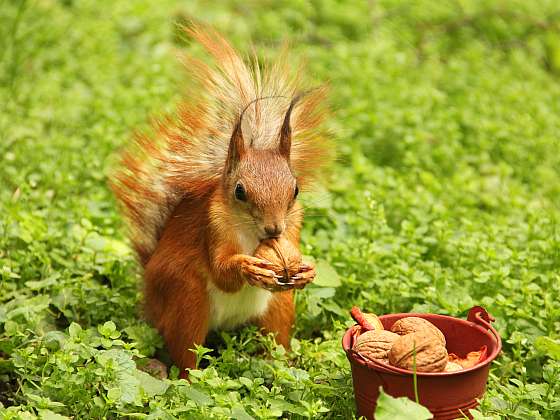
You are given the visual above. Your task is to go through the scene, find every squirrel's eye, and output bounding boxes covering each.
[294,185,299,199]
[234,183,247,202]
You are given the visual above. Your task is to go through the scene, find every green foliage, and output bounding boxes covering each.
[375,389,432,420]
[1,0,560,418]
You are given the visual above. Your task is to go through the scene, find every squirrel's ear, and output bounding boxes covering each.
[225,118,245,174]
[278,96,300,161]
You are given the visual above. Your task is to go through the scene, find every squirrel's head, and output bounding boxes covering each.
[223,99,299,240]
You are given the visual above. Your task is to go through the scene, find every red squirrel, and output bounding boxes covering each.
[112,26,332,374]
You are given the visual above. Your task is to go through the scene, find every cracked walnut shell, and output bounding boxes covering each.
[390,317,446,346]
[388,331,448,372]
[350,307,384,331]
[352,330,400,363]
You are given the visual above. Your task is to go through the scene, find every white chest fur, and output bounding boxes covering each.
[207,282,273,331]
[207,224,271,331]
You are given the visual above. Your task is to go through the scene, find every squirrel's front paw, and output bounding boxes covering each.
[240,256,286,292]
[289,262,316,290]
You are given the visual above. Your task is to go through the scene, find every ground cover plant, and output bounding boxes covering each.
[1,0,560,418]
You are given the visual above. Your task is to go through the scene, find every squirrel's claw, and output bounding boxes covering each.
[246,275,270,290]
[289,263,316,289]
[241,255,289,292]
[275,278,295,286]
[240,256,316,292]
[299,263,313,271]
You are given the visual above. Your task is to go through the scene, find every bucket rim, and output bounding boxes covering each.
[342,307,502,377]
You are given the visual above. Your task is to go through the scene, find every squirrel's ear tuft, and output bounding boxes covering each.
[225,118,245,174]
[279,94,302,162]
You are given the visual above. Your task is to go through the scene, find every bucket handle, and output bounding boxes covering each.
[467,306,502,348]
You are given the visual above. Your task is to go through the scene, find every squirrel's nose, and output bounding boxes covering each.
[264,223,284,238]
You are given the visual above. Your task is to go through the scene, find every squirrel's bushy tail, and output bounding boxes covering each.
[112,25,332,264]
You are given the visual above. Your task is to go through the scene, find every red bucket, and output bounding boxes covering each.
[342,306,501,420]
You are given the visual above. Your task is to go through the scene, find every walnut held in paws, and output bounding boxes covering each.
[390,316,446,346]
[255,237,301,283]
[352,330,400,364]
[388,331,448,372]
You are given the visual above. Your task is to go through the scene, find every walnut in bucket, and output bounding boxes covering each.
[390,316,446,346]
[353,330,400,364]
[388,331,448,372]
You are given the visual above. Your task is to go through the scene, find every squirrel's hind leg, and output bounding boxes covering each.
[255,291,295,349]
[144,264,209,378]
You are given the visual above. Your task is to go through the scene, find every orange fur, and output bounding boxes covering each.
[256,291,295,348]
[112,25,332,374]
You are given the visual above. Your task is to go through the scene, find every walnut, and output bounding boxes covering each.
[390,317,446,346]
[444,361,463,372]
[352,330,400,364]
[255,236,301,283]
[388,331,448,372]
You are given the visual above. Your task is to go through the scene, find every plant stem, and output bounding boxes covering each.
[413,342,420,404]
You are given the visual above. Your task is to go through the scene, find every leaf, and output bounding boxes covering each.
[306,286,336,317]
[116,372,140,405]
[25,273,60,290]
[146,408,176,420]
[25,393,66,409]
[231,405,255,420]
[181,386,213,406]
[313,260,341,287]
[375,389,432,420]
[107,388,122,402]
[301,188,332,209]
[105,237,131,257]
[133,369,169,397]
[125,324,164,356]
[535,337,560,360]
[97,349,140,404]
[42,331,67,351]
[319,299,345,316]
[99,321,120,339]
[68,322,82,338]
[96,349,136,370]
[238,376,253,388]
[469,409,502,420]
[37,409,71,420]
[269,398,305,416]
